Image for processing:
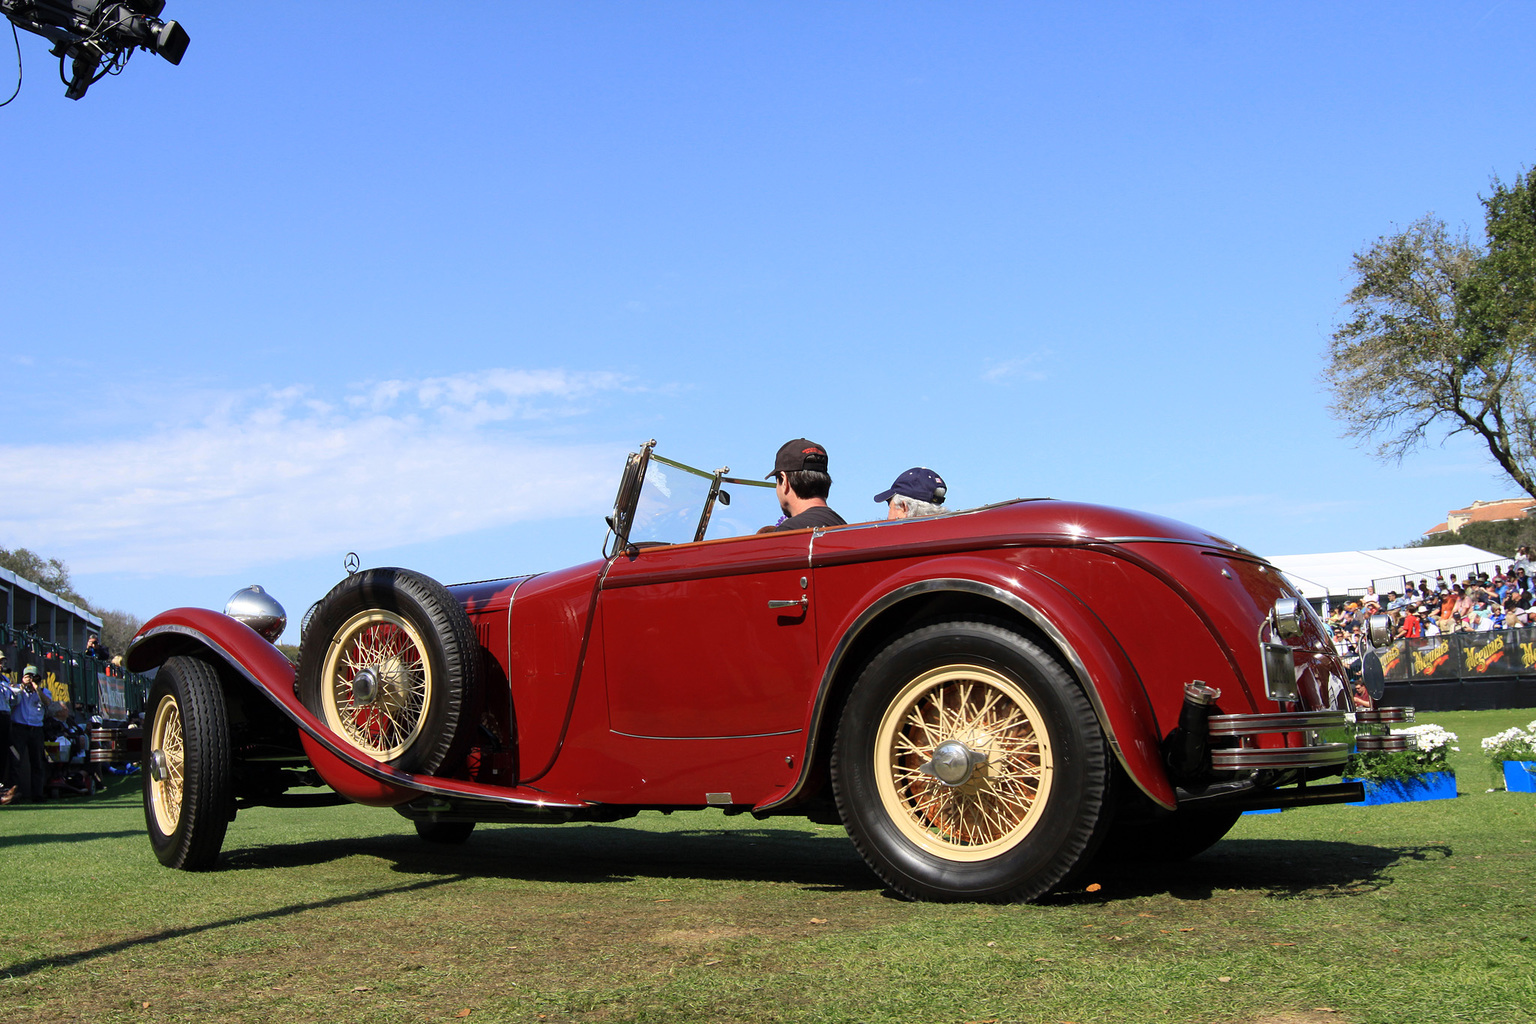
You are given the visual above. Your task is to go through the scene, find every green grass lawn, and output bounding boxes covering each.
[2,708,1533,1024]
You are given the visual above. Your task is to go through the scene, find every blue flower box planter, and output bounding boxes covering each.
[1345,770,1457,806]
[1505,761,1536,793]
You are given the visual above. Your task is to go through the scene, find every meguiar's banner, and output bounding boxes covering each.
[41,653,70,704]
[1406,636,1456,680]
[1377,640,1408,680]
[1514,629,1536,673]
[1460,632,1514,676]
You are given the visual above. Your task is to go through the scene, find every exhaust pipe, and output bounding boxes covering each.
[1165,680,1222,782]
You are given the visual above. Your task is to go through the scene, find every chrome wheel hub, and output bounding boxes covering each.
[148,748,168,782]
[920,738,988,787]
[350,667,380,705]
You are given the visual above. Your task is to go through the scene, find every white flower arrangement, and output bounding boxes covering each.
[1346,722,1457,781]
[1480,720,1536,764]
[1397,723,1459,761]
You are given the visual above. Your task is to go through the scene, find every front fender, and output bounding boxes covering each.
[128,607,586,811]
[129,606,296,687]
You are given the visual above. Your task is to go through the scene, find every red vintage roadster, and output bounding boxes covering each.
[127,441,1407,902]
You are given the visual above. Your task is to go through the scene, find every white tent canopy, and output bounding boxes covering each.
[1264,544,1509,600]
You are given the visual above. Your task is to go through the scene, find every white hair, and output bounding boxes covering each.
[891,494,945,518]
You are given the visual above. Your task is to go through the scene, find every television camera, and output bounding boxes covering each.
[1,0,187,100]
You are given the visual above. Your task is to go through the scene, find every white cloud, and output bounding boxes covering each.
[982,352,1051,383]
[0,369,628,576]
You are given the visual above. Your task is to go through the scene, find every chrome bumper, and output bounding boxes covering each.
[1207,710,1352,771]
[1204,706,1415,770]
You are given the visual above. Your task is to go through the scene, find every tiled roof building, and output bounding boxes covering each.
[1424,498,1536,536]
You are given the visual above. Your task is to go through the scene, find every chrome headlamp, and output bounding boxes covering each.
[224,585,287,642]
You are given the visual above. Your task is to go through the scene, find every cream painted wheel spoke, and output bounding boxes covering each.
[321,610,434,761]
[873,664,1054,861]
[149,696,185,836]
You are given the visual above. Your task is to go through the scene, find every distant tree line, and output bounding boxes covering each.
[0,545,142,657]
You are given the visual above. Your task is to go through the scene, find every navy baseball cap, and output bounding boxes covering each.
[874,467,946,504]
[767,438,830,478]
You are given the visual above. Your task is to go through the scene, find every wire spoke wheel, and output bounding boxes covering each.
[322,610,433,761]
[147,694,186,836]
[833,621,1107,902]
[298,567,480,776]
[142,655,232,870]
[876,665,1053,861]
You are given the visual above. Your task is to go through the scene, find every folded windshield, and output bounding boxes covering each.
[630,453,783,545]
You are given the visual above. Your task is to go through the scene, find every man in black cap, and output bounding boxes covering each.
[764,438,846,532]
[874,467,947,520]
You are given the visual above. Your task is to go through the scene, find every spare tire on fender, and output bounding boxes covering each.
[297,567,480,776]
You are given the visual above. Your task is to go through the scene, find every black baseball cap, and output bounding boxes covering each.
[874,467,946,504]
[767,438,830,478]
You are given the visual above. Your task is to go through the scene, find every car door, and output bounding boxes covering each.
[599,530,819,739]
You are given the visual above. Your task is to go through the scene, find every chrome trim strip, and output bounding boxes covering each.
[521,560,615,784]
[650,452,720,481]
[609,728,802,741]
[501,572,539,784]
[1098,536,1242,550]
[1211,743,1350,769]
[136,623,585,810]
[1209,710,1353,735]
[757,577,1165,812]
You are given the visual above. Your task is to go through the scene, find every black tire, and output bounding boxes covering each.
[297,567,480,776]
[415,819,476,844]
[1096,808,1242,864]
[144,655,233,870]
[831,622,1109,902]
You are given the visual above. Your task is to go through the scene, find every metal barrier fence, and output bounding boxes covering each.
[1366,558,1515,601]
[1,622,150,718]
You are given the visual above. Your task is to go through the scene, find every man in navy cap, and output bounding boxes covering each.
[764,438,846,531]
[875,467,947,520]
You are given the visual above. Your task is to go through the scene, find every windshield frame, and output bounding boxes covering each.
[648,453,777,544]
[607,443,778,553]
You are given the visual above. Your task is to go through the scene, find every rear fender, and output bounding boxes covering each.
[802,557,1174,810]
[128,607,586,811]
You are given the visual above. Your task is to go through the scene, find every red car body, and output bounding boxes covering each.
[128,448,1405,901]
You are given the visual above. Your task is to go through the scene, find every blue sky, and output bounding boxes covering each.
[3,2,1535,641]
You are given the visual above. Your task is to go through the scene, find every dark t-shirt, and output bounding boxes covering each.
[774,505,846,532]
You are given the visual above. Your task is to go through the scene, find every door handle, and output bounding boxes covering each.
[768,596,809,610]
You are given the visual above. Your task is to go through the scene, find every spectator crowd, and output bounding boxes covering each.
[1,635,115,806]
[1325,545,1536,651]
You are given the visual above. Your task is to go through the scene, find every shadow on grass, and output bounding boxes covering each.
[220,826,1446,905]
[223,822,882,895]
[1048,839,1455,905]
[0,875,466,980]
[0,828,145,849]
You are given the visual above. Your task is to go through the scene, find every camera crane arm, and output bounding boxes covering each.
[0,0,186,99]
